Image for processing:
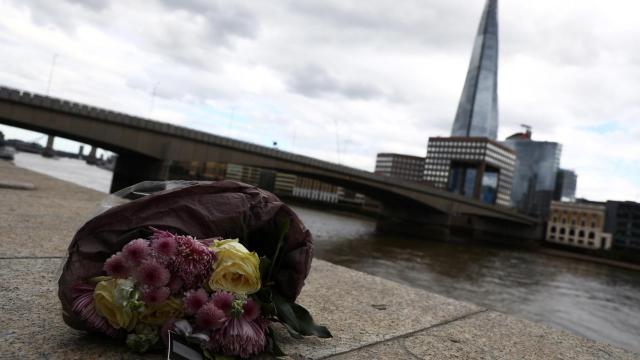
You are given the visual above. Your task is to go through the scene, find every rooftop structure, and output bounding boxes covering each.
[451,0,499,140]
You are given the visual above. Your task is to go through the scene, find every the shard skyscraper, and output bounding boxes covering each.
[450,0,499,140]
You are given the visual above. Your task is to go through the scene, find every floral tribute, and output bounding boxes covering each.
[68,224,330,358]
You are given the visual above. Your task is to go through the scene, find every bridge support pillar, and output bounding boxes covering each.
[376,202,542,245]
[86,146,98,165]
[42,135,55,158]
[110,153,170,193]
[377,201,453,242]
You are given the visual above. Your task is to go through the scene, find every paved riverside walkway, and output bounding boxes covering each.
[0,160,637,359]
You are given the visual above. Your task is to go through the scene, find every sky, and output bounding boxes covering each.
[0,0,639,202]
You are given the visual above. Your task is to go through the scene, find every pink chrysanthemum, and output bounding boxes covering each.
[196,302,227,330]
[184,288,209,315]
[103,252,130,278]
[212,292,234,313]
[135,260,170,287]
[151,231,177,257]
[122,238,150,265]
[71,283,119,337]
[242,299,260,321]
[208,317,268,358]
[167,276,184,294]
[142,286,170,305]
[171,234,215,290]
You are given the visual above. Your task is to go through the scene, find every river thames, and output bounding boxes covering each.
[12,152,640,352]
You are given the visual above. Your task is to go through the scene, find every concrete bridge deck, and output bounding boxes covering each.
[0,160,636,359]
[0,86,534,226]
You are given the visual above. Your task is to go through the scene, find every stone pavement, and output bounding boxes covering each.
[0,160,637,359]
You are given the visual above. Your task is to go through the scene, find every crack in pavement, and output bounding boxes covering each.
[318,308,489,359]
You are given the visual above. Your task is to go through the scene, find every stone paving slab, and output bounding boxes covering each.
[280,261,481,358]
[0,256,480,359]
[0,160,104,257]
[328,310,638,359]
[0,258,150,359]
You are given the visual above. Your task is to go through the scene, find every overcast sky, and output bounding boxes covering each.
[0,0,639,202]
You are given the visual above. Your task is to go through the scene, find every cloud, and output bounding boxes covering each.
[0,0,638,202]
[286,64,383,100]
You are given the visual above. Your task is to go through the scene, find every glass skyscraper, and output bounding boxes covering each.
[450,0,499,140]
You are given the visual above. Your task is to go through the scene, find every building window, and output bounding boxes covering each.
[578,230,585,238]
[569,228,575,236]
[559,228,566,235]
[588,232,595,239]
[588,241,594,247]
[562,218,566,224]
[578,240,584,244]
[550,226,557,234]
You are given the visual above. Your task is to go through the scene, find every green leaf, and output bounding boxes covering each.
[259,256,273,284]
[265,326,287,357]
[273,293,332,339]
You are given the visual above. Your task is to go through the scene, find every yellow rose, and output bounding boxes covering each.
[139,297,183,326]
[208,239,261,294]
[93,279,138,330]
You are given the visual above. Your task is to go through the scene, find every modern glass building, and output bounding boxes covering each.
[424,137,515,206]
[503,134,562,218]
[605,201,640,251]
[554,168,577,202]
[451,0,499,140]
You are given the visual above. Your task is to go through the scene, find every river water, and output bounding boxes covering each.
[11,152,640,352]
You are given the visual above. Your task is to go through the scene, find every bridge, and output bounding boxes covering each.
[0,86,540,243]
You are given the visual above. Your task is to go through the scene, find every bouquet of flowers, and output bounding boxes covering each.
[58,181,331,359]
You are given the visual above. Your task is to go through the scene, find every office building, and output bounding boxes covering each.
[546,201,612,250]
[605,201,640,251]
[554,169,577,202]
[375,153,425,182]
[503,131,561,218]
[424,137,515,206]
[451,0,499,140]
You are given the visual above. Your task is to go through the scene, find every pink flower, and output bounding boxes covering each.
[242,299,260,321]
[103,253,130,278]
[212,292,234,313]
[171,235,215,290]
[151,231,177,257]
[196,302,226,330]
[122,238,150,265]
[167,276,184,294]
[208,317,268,358]
[142,286,170,305]
[184,288,209,315]
[71,283,119,337]
[135,260,170,287]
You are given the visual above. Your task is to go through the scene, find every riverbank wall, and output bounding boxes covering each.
[0,159,636,359]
